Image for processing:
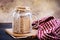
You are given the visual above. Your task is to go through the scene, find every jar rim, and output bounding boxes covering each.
[15,6,30,13]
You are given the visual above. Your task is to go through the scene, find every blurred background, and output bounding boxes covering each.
[0,0,60,23]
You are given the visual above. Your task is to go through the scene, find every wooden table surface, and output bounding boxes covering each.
[5,28,37,39]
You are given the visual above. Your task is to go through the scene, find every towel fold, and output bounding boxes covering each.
[32,16,60,40]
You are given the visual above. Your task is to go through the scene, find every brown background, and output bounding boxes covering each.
[0,0,60,23]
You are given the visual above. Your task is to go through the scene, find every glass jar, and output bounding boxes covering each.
[12,7,32,34]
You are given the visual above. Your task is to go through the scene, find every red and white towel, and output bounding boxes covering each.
[32,16,60,40]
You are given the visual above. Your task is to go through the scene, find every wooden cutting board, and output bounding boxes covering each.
[5,28,37,38]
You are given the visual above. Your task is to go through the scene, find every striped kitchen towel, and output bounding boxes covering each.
[32,16,60,40]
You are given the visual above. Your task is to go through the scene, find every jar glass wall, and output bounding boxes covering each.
[12,7,32,34]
